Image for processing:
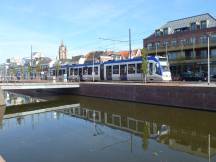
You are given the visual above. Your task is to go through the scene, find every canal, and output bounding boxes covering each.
[0,91,216,162]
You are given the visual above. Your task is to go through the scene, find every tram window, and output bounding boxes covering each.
[52,70,56,76]
[59,70,62,75]
[106,66,112,75]
[137,63,142,73]
[62,69,65,74]
[70,68,73,75]
[94,67,98,75]
[156,64,161,75]
[162,66,169,72]
[113,65,119,74]
[128,64,136,74]
[88,67,92,75]
[149,63,153,75]
[83,67,88,75]
[74,68,78,75]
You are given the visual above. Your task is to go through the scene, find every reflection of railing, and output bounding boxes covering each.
[58,107,168,137]
[58,106,216,158]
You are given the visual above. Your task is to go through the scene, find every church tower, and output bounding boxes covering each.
[58,40,67,60]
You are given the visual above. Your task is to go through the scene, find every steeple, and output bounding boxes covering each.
[58,40,67,60]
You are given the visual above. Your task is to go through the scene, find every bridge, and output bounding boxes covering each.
[0,82,80,90]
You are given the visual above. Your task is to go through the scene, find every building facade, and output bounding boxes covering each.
[58,41,67,60]
[143,13,216,80]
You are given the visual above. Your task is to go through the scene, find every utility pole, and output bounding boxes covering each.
[209,133,211,162]
[208,36,210,85]
[129,28,132,59]
[92,53,95,82]
[30,45,33,80]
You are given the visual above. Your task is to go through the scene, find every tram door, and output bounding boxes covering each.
[100,64,104,80]
[106,66,112,80]
[79,68,83,81]
[120,64,127,80]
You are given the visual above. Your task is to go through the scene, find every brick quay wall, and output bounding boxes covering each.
[69,82,216,111]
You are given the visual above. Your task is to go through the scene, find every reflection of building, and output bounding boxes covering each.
[0,106,5,128]
[58,106,216,158]
[143,13,216,79]
[59,41,67,60]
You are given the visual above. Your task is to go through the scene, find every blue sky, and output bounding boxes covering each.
[0,0,216,63]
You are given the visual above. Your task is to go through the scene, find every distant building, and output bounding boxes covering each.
[143,13,216,80]
[58,41,67,60]
[72,55,85,64]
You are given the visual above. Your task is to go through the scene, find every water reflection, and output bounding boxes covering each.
[4,91,44,106]
[0,106,5,127]
[57,105,215,158]
[1,95,216,162]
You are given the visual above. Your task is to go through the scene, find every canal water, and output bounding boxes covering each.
[0,91,216,162]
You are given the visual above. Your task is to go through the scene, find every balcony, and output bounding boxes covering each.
[147,39,216,54]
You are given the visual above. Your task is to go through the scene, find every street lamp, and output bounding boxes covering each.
[92,53,95,82]
[208,36,211,85]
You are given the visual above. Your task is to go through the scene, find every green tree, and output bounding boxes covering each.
[27,64,31,79]
[36,62,41,79]
[142,122,150,151]
[141,48,148,83]
[20,66,24,80]
[55,61,61,78]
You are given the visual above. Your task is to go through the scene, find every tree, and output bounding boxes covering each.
[27,64,31,80]
[20,66,24,80]
[55,61,61,79]
[141,48,148,83]
[36,61,42,79]
[142,122,150,151]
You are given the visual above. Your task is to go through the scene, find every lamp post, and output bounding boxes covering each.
[207,36,210,85]
[92,53,95,82]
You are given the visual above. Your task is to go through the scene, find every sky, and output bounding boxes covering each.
[0,0,216,63]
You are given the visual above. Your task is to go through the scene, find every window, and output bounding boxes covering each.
[147,43,153,50]
[106,66,112,78]
[94,67,98,75]
[163,28,168,35]
[171,40,177,46]
[190,37,196,45]
[162,66,169,72]
[155,29,161,36]
[211,49,216,58]
[200,20,207,29]
[113,65,119,74]
[83,67,88,75]
[149,63,153,75]
[88,67,92,75]
[70,68,73,75]
[62,69,65,74]
[155,42,160,48]
[180,39,186,45]
[128,64,135,74]
[137,63,142,73]
[190,22,196,31]
[200,35,208,44]
[200,50,207,59]
[51,70,56,76]
[155,63,161,75]
[168,52,177,61]
[74,68,78,75]
[211,34,216,42]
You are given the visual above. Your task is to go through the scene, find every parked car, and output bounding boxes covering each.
[180,71,206,81]
[211,74,216,81]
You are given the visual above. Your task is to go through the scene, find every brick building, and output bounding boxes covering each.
[143,13,216,80]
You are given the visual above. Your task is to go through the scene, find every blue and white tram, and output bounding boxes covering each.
[103,56,171,82]
[68,63,101,81]
[48,65,68,81]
